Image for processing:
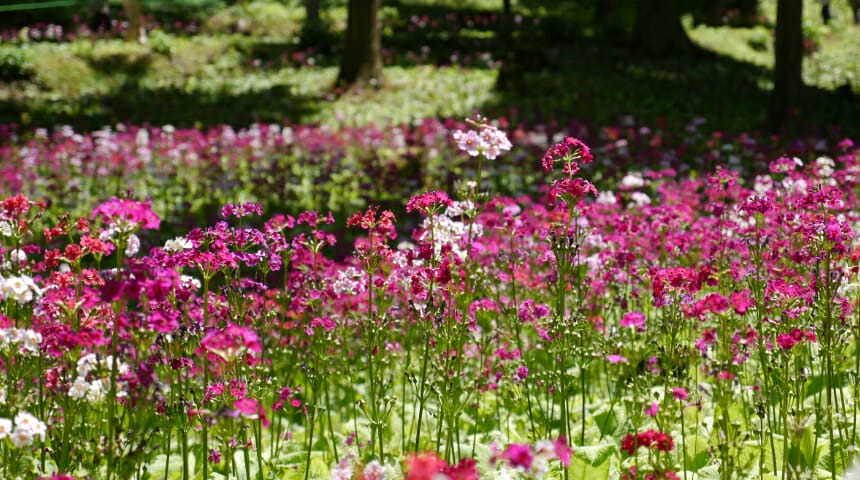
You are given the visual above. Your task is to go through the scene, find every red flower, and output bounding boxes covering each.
[405,452,447,480]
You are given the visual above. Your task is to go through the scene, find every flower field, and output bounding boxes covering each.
[0,115,860,480]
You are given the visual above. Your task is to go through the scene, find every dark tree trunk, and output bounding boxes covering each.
[595,0,618,24]
[632,0,695,55]
[495,0,520,91]
[336,0,383,88]
[122,0,146,44]
[768,0,803,130]
[305,0,320,24]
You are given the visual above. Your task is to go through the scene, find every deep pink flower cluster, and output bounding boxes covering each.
[540,136,597,207]
[91,197,160,230]
[776,329,817,351]
[221,202,264,219]
[404,452,479,480]
[490,437,572,471]
[406,191,453,214]
[621,429,675,456]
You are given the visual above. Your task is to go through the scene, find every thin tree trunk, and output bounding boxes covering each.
[336,0,383,88]
[306,0,321,24]
[495,0,519,91]
[122,0,146,44]
[632,0,694,55]
[768,0,803,130]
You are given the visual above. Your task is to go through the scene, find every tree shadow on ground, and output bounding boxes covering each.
[479,41,860,142]
[0,81,319,131]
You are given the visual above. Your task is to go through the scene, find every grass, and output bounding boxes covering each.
[0,0,858,138]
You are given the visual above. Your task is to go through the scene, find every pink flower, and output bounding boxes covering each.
[405,452,447,480]
[406,191,453,215]
[731,290,752,314]
[501,443,534,470]
[221,202,263,219]
[199,323,262,361]
[606,354,628,364]
[553,437,573,467]
[672,387,689,401]
[91,197,160,230]
[208,449,221,464]
[644,402,659,417]
[620,311,646,329]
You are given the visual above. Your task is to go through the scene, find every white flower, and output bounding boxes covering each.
[164,237,193,253]
[135,128,149,147]
[596,191,617,205]
[816,156,835,177]
[620,173,645,189]
[420,213,481,261]
[330,459,353,480]
[0,418,11,439]
[446,200,476,217]
[10,428,33,447]
[753,175,773,195]
[12,411,46,446]
[87,379,106,402]
[69,378,90,400]
[782,177,808,195]
[125,233,140,257]
[76,353,99,376]
[331,267,364,295]
[0,275,40,305]
[8,249,26,265]
[629,192,652,207]
[362,461,386,480]
[0,221,13,237]
[180,275,201,290]
[99,226,117,243]
[19,329,41,353]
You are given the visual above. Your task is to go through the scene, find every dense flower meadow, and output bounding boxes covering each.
[0,115,859,480]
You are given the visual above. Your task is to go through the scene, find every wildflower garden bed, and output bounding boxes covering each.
[0,117,859,480]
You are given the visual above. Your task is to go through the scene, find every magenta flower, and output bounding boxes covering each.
[644,402,659,417]
[500,443,534,470]
[606,354,628,364]
[199,323,262,361]
[553,437,573,467]
[620,311,646,329]
[91,197,160,230]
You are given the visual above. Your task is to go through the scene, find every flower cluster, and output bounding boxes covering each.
[0,275,41,305]
[68,354,130,402]
[0,327,42,353]
[404,452,478,480]
[490,437,572,478]
[775,328,817,351]
[0,411,47,447]
[91,197,160,231]
[620,430,675,456]
[540,136,598,206]
[452,117,512,160]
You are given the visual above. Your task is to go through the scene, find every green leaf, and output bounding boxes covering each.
[684,435,711,471]
[568,445,615,480]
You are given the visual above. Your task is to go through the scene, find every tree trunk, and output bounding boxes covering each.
[595,0,618,24]
[336,0,383,88]
[632,0,694,55]
[495,0,520,91]
[306,0,321,24]
[768,0,803,130]
[122,0,146,44]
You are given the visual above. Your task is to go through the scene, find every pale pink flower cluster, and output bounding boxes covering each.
[452,121,512,160]
[0,411,47,447]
